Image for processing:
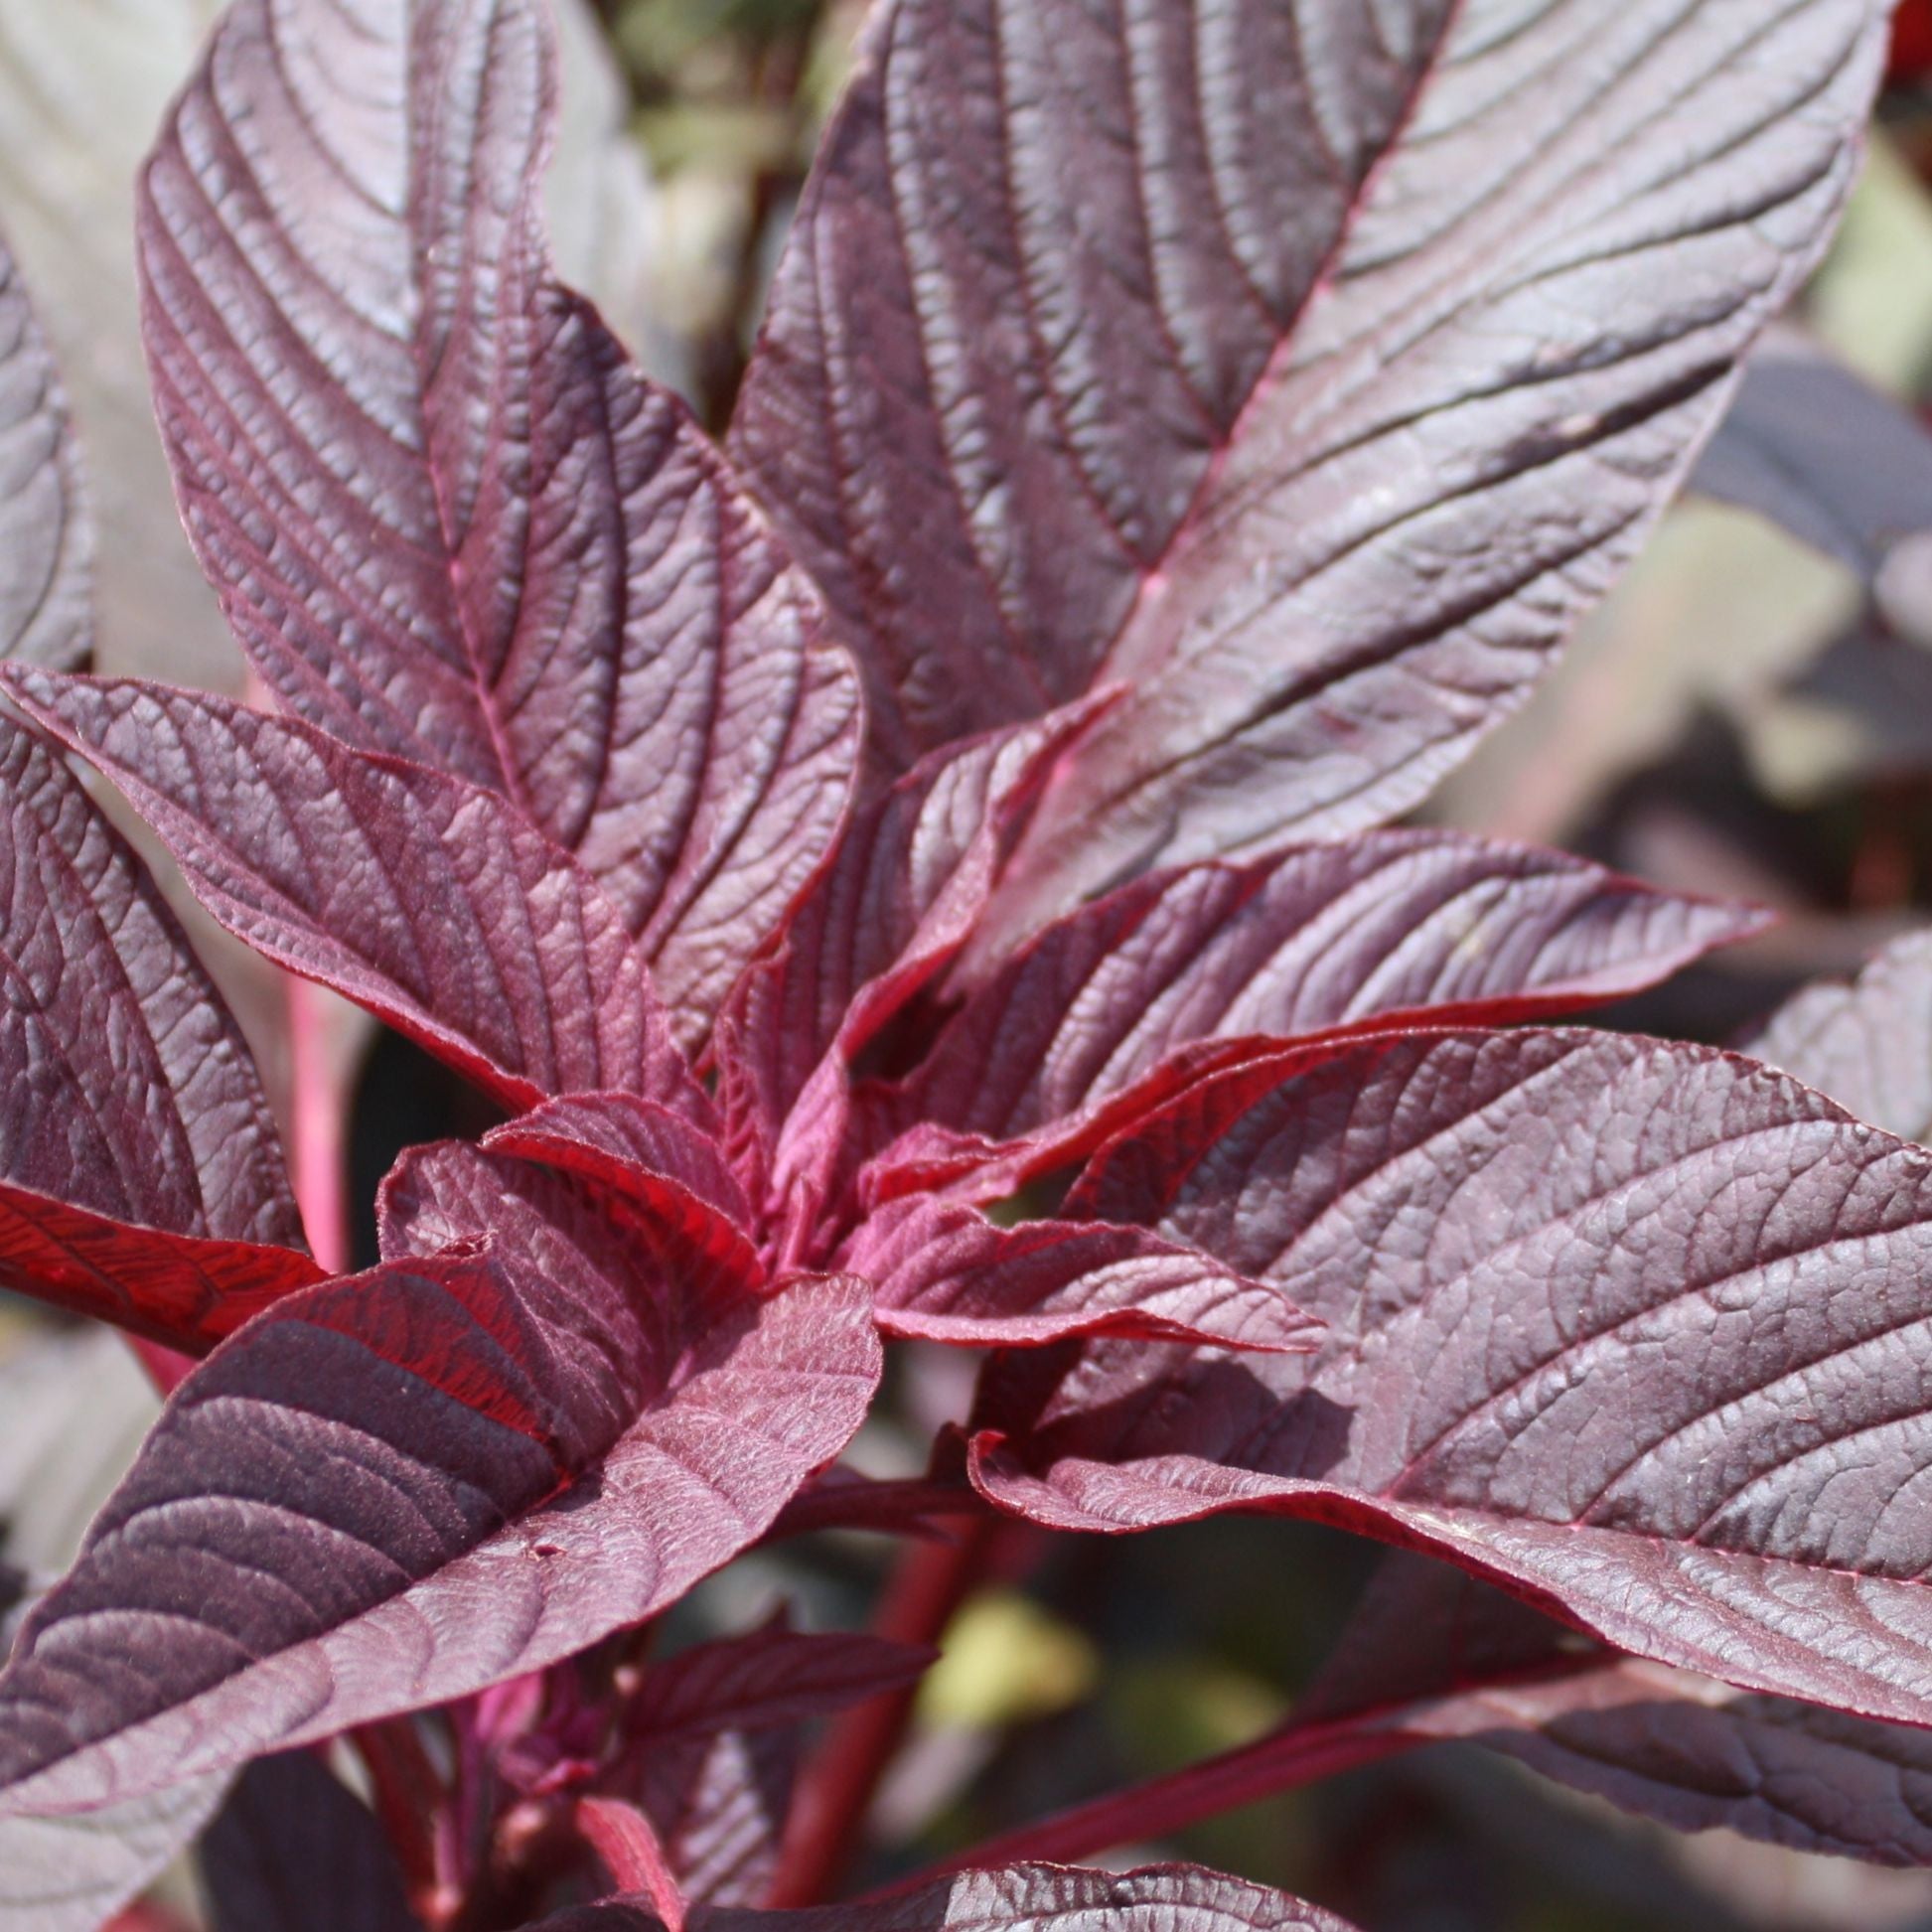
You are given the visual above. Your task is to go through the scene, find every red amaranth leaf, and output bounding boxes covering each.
[847,1197,1320,1353]
[9,673,694,1115]
[0,224,87,670]
[863,830,1764,1203]
[1750,929,1932,1140]
[525,1862,1357,1930]
[625,1622,935,1743]
[138,0,860,1037]
[969,1029,1932,1727]
[0,712,309,1343]
[0,1208,878,1812]
[1306,1553,1932,1867]
[736,0,1881,907]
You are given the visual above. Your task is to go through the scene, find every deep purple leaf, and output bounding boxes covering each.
[1750,928,1932,1141]
[0,1204,879,1813]
[0,225,87,670]
[138,0,859,1035]
[865,830,1764,1201]
[9,673,695,1115]
[201,1750,419,1932]
[1693,329,1932,577]
[846,1196,1319,1353]
[969,1028,1932,1727]
[735,0,1879,910]
[626,1621,935,1742]
[523,1861,1358,1930]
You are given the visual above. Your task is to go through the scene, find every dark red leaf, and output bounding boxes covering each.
[201,1751,419,1932]
[735,0,1879,912]
[970,1028,1932,1727]
[9,673,695,1115]
[1750,928,1932,1140]
[137,0,860,1038]
[625,1621,936,1742]
[0,712,309,1343]
[0,1190,321,1353]
[1309,1553,1932,1866]
[0,225,88,669]
[0,1217,878,1813]
[847,1197,1320,1353]
[865,830,1764,1201]
[629,1728,796,1911]
[521,1861,1358,1930]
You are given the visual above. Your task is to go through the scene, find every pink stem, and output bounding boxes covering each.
[287,972,352,1274]
[768,1518,996,1907]
[865,1711,1422,1897]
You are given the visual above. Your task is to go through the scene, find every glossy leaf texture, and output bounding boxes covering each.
[0,711,309,1346]
[0,1151,880,1815]
[9,673,692,1115]
[846,1197,1320,1352]
[1750,928,1932,1141]
[525,1861,1358,1930]
[137,0,858,1035]
[737,0,1881,912]
[970,1028,1932,1727]
[864,830,1765,1198]
[0,225,87,669]
[200,1751,418,1932]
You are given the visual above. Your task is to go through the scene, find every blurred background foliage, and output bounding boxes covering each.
[11,2,1932,1928]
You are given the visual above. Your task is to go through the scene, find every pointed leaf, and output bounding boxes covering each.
[0,709,306,1344]
[1309,1552,1932,1867]
[736,0,1879,908]
[524,1861,1358,1930]
[1750,929,1932,1140]
[0,224,87,669]
[201,1751,418,1932]
[627,1624,935,1743]
[630,1728,795,1911]
[867,830,1764,1199]
[9,673,693,1115]
[138,0,859,1033]
[0,1221,879,1814]
[848,1197,1319,1352]
[971,1028,1932,1727]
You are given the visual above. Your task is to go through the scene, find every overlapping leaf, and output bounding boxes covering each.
[0,1150,880,1815]
[524,1861,1357,1930]
[0,712,311,1347]
[138,0,859,1034]
[9,673,691,1115]
[870,832,1764,1191]
[969,1028,1932,1727]
[0,225,86,670]
[739,0,1881,922]
[847,1197,1319,1352]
